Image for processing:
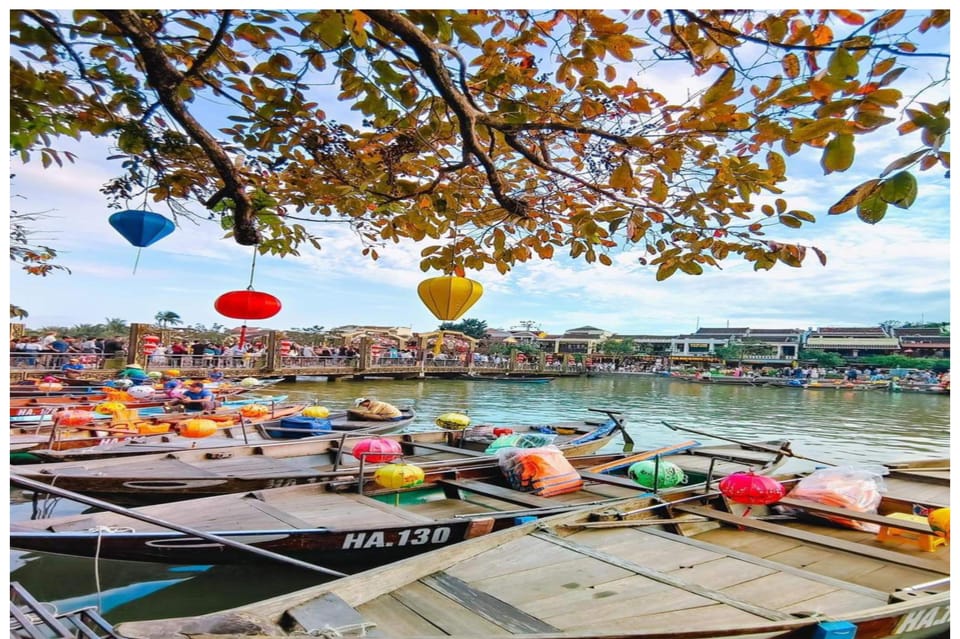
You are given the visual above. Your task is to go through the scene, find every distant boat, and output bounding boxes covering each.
[461,374,553,383]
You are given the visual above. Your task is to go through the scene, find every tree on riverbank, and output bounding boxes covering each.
[154,311,183,328]
[11,10,949,280]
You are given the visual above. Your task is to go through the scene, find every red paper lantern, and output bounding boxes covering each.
[719,471,785,505]
[143,334,160,356]
[214,290,282,320]
[279,340,292,356]
[352,437,403,463]
[57,410,95,427]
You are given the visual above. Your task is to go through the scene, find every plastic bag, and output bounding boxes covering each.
[484,432,556,453]
[781,465,887,532]
[496,446,583,496]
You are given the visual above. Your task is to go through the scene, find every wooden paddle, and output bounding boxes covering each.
[662,421,838,467]
[585,439,700,473]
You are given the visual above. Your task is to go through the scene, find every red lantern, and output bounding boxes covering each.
[214,290,282,320]
[351,437,403,463]
[719,471,785,505]
[56,410,95,427]
[279,340,292,357]
[143,334,160,356]
[493,427,514,437]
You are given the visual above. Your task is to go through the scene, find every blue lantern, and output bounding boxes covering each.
[109,210,175,273]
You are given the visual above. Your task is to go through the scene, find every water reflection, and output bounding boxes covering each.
[9,373,950,622]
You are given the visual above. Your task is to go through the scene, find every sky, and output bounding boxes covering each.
[5,10,954,338]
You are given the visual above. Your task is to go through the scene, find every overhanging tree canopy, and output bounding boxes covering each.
[10,9,950,279]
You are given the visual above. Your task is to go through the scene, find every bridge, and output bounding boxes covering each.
[9,323,587,383]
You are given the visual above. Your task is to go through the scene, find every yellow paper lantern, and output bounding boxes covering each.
[303,405,330,418]
[180,418,218,438]
[164,369,181,377]
[374,463,425,490]
[928,508,950,541]
[94,401,127,415]
[239,404,270,418]
[417,276,483,321]
[435,412,471,430]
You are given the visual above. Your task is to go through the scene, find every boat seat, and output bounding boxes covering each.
[437,479,562,508]
[875,512,945,552]
[285,592,387,637]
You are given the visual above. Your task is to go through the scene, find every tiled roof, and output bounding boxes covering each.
[805,337,899,348]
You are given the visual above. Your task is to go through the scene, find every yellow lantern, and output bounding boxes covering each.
[417,276,483,321]
[94,401,127,415]
[928,508,950,541]
[180,418,218,438]
[303,405,330,418]
[239,404,270,418]
[164,369,181,377]
[374,463,425,490]
[435,413,471,430]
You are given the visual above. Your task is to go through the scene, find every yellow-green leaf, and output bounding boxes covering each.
[879,171,917,209]
[649,173,667,203]
[779,214,802,228]
[857,196,888,224]
[678,260,703,275]
[821,133,854,174]
[827,47,858,79]
[655,261,678,281]
[702,68,736,107]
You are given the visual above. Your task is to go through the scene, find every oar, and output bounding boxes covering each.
[11,474,348,578]
[585,439,700,474]
[587,407,634,450]
[662,421,838,467]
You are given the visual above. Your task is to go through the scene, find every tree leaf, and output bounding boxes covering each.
[857,196,888,224]
[829,179,881,214]
[879,171,917,208]
[782,53,800,79]
[821,133,854,174]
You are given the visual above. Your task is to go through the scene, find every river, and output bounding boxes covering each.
[8,374,951,624]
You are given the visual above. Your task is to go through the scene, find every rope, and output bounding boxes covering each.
[89,525,136,613]
[306,622,377,637]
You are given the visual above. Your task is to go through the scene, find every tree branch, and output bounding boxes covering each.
[101,9,261,245]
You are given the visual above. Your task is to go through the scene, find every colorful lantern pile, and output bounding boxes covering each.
[719,471,786,505]
[374,463,425,489]
[417,276,483,321]
[352,437,403,463]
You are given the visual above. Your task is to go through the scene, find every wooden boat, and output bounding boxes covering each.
[9,389,270,424]
[10,438,793,569]
[10,406,416,462]
[114,458,950,639]
[11,410,630,504]
[678,374,766,385]
[891,382,949,395]
[461,374,553,383]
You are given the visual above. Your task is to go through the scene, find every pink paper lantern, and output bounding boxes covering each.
[352,437,403,463]
[719,471,785,505]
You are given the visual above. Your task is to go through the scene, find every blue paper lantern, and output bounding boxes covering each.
[109,210,175,247]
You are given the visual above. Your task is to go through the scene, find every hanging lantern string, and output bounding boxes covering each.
[247,247,259,290]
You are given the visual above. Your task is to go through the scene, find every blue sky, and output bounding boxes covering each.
[5,12,952,337]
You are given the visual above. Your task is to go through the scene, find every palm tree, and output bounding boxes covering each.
[155,311,183,328]
[103,317,128,335]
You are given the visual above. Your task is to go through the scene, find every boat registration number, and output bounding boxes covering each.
[895,604,949,633]
[342,527,452,549]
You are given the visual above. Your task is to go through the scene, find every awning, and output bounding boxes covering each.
[804,337,899,349]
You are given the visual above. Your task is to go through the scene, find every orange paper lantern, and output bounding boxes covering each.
[180,418,217,438]
[56,410,95,427]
